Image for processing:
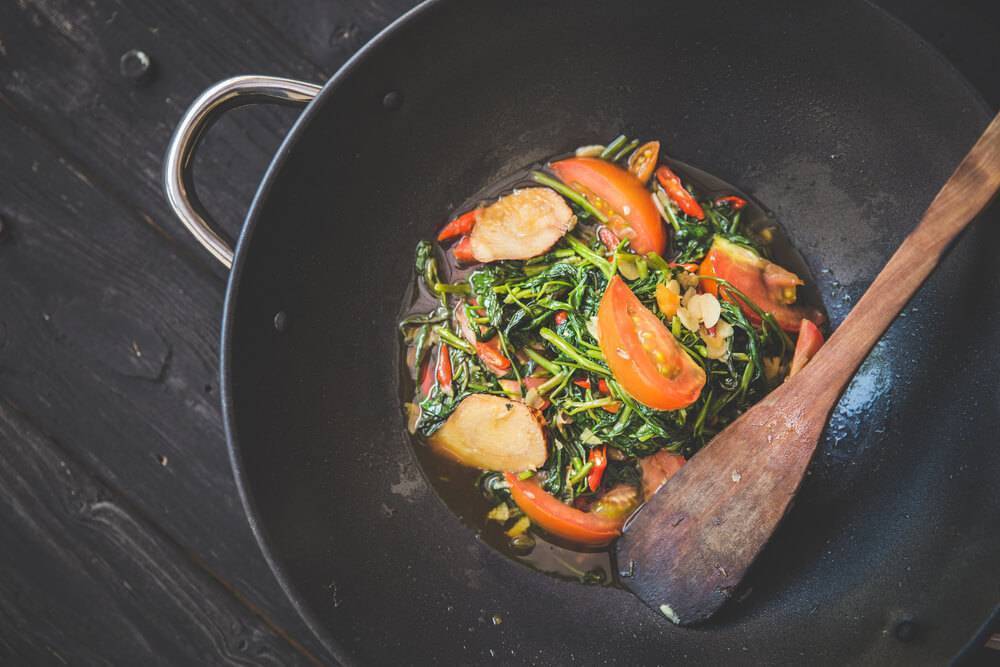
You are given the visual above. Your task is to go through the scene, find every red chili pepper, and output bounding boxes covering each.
[587,445,608,492]
[452,235,476,263]
[714,195,747,210]
[573,378,592,390]
[669,262,701,273]
[437,208,480,241]
[554,310,569,325]
[601,403,621,414]
[419,356,435,396]
[435,344,453,396]
[655,165,705,220]
[597,378,610,394]
[597,226,621,253]
[476,341,511,371]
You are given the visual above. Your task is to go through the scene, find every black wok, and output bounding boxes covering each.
[163,1,999,663]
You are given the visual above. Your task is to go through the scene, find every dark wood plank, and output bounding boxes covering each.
[0,1,423,661]
[0,103,328,661]
[240,0,419,74]
[0,1,426,661]
[0,398,319,666]
[0,0,327,269]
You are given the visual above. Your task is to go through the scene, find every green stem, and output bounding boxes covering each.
[537,372,568,395]
[645,251,671,273]
[565,235,614,280]
[524,348,562,376]
[655,188,682,233]
[599,134,627,159]
[497,332,522,384]
[612,138,639,162]
[567,461,594,486]
[565,396,619,415]
[539,328,609,376]
[434,282,471,295]
[531,172,609,224]
[434,326,475,355]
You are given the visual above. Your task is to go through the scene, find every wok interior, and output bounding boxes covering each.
[224,1,998,663]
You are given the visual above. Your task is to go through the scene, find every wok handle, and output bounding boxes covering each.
[163,75,322,268]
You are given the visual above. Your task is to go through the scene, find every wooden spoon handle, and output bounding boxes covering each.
[799,112,1000,403]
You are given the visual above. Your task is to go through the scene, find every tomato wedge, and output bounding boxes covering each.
[550,157,666,255]
[638,450,686,500]
[699,236,825,333]
[789,318,824,377]
[504,473,623,546]
[597,276,706,410]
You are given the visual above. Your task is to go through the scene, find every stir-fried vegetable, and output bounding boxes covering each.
[627,141,660,184]
[550,157,665,255]
[789,319,824,377]
[656,165,705,220]
[469,187,576,262]
[399,133,825,557]
[429,394,547,471]
[505,473,624,546]
[597,276,706,411]
[699,236,825,333]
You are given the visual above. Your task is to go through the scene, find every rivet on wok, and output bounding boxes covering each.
[274,311,288,332]
[120,49,154,84]
[893,618,919,642]
[382,91,403,111]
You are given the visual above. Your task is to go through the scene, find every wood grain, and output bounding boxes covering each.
[617,112,1000,625]
[0,399,320,665]
[0,0,401,661]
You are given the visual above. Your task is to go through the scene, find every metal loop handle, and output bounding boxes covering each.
[163,76,322,268]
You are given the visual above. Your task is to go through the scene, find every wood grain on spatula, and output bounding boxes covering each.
[616,112,1000,626]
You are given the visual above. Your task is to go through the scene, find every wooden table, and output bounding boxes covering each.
[0,1,995,664]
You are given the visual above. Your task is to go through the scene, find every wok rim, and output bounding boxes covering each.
[217,0,994,662]
[220,0,444,661]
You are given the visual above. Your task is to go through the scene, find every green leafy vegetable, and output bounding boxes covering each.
[400,135,811,516]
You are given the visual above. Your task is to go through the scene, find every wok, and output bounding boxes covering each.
[163,1,999,663]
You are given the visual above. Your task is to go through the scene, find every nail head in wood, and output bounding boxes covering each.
[120,49,153,84]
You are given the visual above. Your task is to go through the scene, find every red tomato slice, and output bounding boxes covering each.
[504,473,623,546]
[789,318,824,377]
[638,450,686,500]
[699,236,825,333]
[550,157,666,255]
[597,276,706,411]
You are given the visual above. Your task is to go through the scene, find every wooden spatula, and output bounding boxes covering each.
[616,112,1000,626]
